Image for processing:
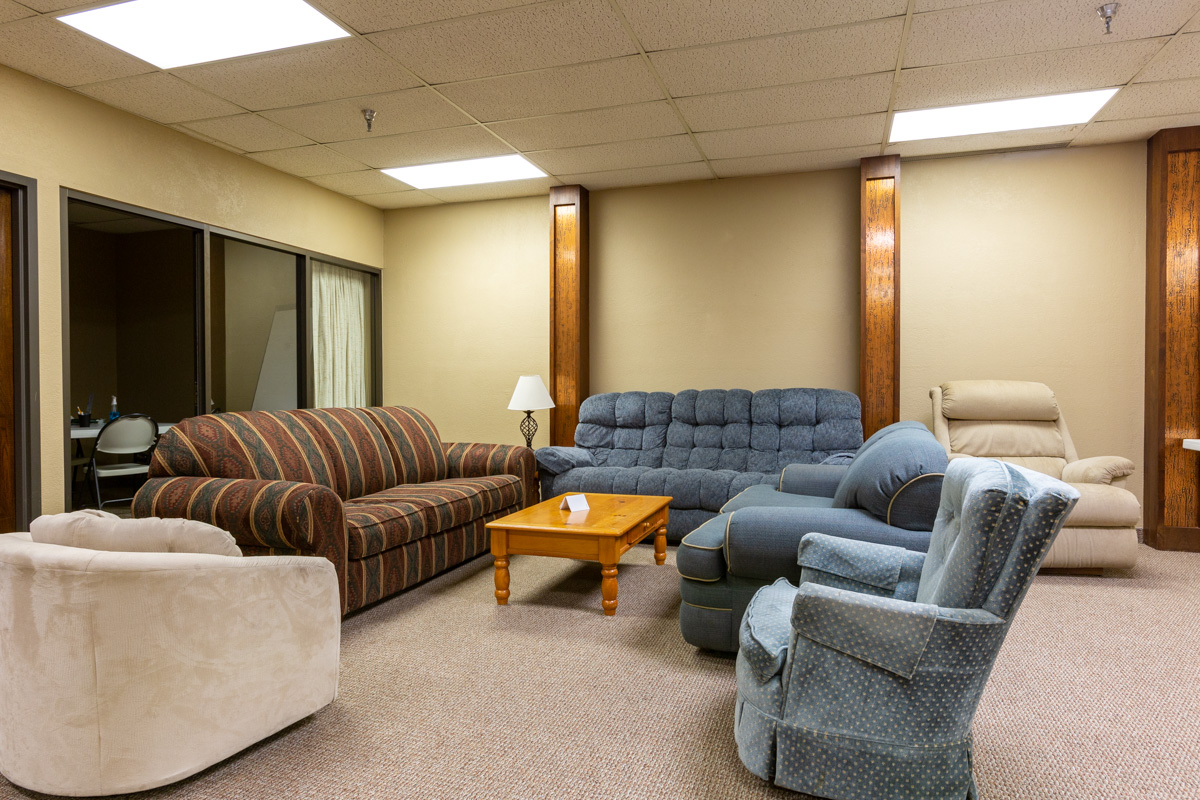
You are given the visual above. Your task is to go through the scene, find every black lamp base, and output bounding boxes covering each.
[519,411,538,449]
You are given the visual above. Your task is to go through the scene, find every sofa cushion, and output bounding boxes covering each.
[551,465,776,512]
[722,483,836,512]
[832,427,948,530]
[1064,482,1141,527]
[30,509,242,557]
[344,475,522,559]
[677,514,728,582]
[296,407,398,500]
[362,407,448,484]
[149,411,338,490]
[940,380,1060,421]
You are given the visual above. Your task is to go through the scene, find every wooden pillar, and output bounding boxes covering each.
[860,156,901,439]
[549,185,589,447]
[1145,126,1200,551]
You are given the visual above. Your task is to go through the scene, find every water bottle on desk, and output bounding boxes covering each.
[109,396,118,422]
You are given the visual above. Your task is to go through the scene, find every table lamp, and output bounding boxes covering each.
[508,375,555,449]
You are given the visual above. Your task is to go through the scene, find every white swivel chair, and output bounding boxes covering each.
[0,511,341,796]
[86,414,158,509]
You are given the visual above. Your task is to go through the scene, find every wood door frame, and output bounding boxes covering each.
[1,170,40,530]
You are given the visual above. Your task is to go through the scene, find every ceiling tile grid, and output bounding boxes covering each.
[183,114,315,152]
[486,101,685,151]
[306,170,413,195]
[260,87,474,143]
[695,114,887,161]
[676,72,895,132]
[314,0,543,34]
[75,71,246,124]
[710,145,883,179]
[0,1,33,24]
[524,134,702,175]
[326,124,514,169]
[1136,32,1200,82]
[354,190,445,209]
[557,161,713,191]
[246,145,367,177]
[0,14,153,87]
[424,176,560,202]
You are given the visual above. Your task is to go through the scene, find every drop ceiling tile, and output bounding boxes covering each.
[896,38,1163,110]
[316,0,541,33]
[74,71,245,123]
[1099,78,1200,120]
[905,0,1196,68]
[677,73,894,132]
[1137,32,1200,82]
[246,145,366,177]
[172,125,246,154]
[424,177,558,203]
[307,170,410,195]
[1188,14,1200,32]
[327,124,513,168]
[884,125,1083,157]
[649,18,904,97]
[525,134,701,175]
[695,113,886,160]
[260,88,473,143]
[368,0,635,84]
[0,15,153,86]
[616,0,907,51]
[1071,113,1200,145]
[183,114,314,152]
[558,161,713,190]
[356,191,443,209]
[710,145,882,178]
[438,56,663,121]
[172,38,420,111]
[487,101,684,151]
[13,0,83,9]
[0,1,34,24]
[913,0,996,9]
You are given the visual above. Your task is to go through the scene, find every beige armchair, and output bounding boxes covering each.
[0,512,340,796]
[929,380,1139,570]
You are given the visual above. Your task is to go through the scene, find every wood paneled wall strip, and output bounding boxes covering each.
[1145,126,1200,551]
[549,185,589,448]
[860,156,901,439]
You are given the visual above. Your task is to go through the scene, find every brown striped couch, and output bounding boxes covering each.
[132,406,536,614]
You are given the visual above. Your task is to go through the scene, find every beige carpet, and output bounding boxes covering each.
[4,545,1198,800]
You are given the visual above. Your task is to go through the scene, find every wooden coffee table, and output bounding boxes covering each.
[486,493,671,616]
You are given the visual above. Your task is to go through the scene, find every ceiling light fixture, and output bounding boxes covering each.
[889,88,1120,143]
[59,0,351,70]
[383,155,546,189]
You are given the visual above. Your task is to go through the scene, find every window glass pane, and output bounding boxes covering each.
[312,260,373,408]
[211,237,298,412]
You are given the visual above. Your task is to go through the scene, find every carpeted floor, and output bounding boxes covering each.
[4,544,1198,800]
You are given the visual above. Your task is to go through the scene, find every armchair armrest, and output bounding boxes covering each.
[133,476,348,612]
[797,532,925,600]
[534,445,596,475]
[778,463,847,497]
[1062,455,1135,485]
[792,582,939,679]
[724,507,932,583]
[443,442,538,509]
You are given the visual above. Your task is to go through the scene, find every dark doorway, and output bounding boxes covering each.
[1,188,14,532]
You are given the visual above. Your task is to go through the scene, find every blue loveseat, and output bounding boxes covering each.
[535,388,863,539]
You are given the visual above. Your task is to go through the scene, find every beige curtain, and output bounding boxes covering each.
[311,261,371,408]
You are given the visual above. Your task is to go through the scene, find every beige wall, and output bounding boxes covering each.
[382,196,550,449]
[0,65,384,514]
[900,143,1147,509]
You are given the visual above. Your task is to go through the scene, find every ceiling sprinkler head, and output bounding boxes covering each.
[363,108,377,133]
[1097,3,1119,35]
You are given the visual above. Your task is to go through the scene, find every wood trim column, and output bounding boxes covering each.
[860,156,901,439]
[0,189,14,532]
[549,185,589,447]
[1145,126,1200,551]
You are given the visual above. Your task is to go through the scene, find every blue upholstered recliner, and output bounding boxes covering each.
[734,458,1079,800]
[678,422,948,652]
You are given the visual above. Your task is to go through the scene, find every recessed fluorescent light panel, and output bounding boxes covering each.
[59,0,351,70]
[889,88,1120,143]
[383,155,547,190]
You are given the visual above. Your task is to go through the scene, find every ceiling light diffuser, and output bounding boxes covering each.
[383,155,547,190]
[889,88,1120,143]
[59,0,351,70]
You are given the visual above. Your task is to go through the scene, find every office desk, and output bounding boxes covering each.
[71,421,174,440]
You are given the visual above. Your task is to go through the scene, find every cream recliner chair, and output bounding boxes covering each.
[930,380,1139,570]
[0,511,341,797]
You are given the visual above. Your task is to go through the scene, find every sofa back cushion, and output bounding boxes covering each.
[362,407,448,484]
[940,381,1067,478]
[832,423,948,530]
[148,411,338,491]
[294,408,398,499]
[574,388,862,474]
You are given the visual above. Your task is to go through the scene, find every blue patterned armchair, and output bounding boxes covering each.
[733,459,1079,800]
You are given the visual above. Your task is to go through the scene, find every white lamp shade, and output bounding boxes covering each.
[508,375,555,411]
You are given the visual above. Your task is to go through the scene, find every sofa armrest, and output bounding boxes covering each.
[778,463,847,497]
[132,476,348,612]
[797,532,925,600]
[443,442,538,509]
[724,507,932,583]
[1062,455,1135,485]
[535,445,596,475]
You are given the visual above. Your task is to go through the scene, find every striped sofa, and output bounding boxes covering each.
[132,407,536,614]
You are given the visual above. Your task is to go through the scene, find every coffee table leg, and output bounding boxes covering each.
[494,556,510,605]
[655,526,667,566]
[601,563,618,616]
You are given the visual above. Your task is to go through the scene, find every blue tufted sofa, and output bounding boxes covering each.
[535,388,863,540]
